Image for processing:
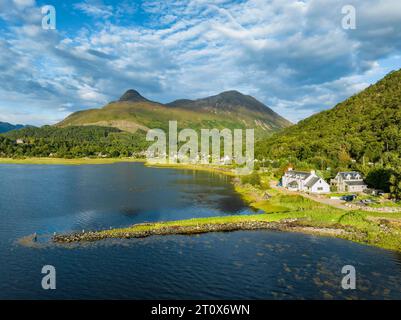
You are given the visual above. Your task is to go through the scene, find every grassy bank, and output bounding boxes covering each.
[52,177,401,251]
[0,157,145,165]
[235,183,401,252]
[9,160,399,252]
[145,162,237,176]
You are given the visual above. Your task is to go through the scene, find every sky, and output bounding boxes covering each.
[0,0,401,126]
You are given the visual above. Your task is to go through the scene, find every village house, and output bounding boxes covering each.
[282,168,330,194]
[330,171,368,193]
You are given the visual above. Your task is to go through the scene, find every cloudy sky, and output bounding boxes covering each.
[0,0,401,125]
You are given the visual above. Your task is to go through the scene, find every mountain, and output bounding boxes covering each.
[57,90,291,137]
[167,90,277,114]
[0,122,25,133]
[118,89,159,104]
[256,69,401,171]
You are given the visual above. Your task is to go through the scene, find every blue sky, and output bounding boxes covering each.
[0,0,401,125]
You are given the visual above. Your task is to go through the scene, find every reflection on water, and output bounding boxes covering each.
[0,163,253,236]
[0,163,401,299]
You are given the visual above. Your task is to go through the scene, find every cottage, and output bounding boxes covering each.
[330,171,368,193]
[282,168,330,194]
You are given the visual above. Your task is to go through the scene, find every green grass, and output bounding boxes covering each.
[98,214,270,237]
[233,183,401,251]
[368,200,401,208]
[68,178,401,251]
[145,162,237,176]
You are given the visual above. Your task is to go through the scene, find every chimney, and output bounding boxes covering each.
[310,170,316,175]
[287,167,293,171]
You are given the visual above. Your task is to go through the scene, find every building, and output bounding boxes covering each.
[282,168,330,194]
[330,171,368,193]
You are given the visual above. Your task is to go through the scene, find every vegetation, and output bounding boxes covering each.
[390,172,401,201]
[0,157,144,165]
[0,121,26,134]
[145,162,237,176]
[240,171,261,186]
[256,69,401,197]
[53,176,401,252]
[58,90,291,138]
[0,125,149,158]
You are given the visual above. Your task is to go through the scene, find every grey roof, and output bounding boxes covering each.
[345,180,367,186]
[285,171,311,180]
[338,171,363,180]
[305,176,320,188]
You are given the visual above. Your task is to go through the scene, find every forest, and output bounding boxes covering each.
[255,70,401,199]
[0,125,149,158]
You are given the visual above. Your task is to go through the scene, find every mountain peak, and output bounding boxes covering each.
[218,90,243,96]
[166,90,291,128]
[197,90,271,113]
[119,89,148,102]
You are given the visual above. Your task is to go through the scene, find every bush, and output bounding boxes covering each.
[241,171,261,186]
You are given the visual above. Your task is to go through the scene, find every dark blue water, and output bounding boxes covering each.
[1,162,401,299]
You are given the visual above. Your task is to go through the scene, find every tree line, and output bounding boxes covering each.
[0,125,149,158]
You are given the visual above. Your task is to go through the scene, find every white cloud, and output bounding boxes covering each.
[0,0,401,125]
[12,0,34,9]
[74,1,113,19]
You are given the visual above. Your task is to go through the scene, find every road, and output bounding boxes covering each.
[269,181,355,210]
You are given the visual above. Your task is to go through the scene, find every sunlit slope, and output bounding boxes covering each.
[57,90,291,137]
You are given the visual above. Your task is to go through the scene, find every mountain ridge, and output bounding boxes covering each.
[0,121,26,134]
[166,90,276,114]
[58,90,292,136]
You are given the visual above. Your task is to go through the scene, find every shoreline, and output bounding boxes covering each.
[52,217,352,243]
[0,157,146,165]
[9,159,401,252]
[144,162,237,176]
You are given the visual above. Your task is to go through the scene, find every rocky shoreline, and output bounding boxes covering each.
[52,219,350,243]
[53,221,284,243]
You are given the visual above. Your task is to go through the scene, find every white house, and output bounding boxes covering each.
[330,171,368,193]
[282,168,330,194]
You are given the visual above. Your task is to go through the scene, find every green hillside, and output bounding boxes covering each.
[1,125,148,158]
[57,90,291,138]
[256,69,401,196]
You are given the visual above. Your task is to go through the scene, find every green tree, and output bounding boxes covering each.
[241,171,261,186]
[365,168,394,192]
[390,173,401,200]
